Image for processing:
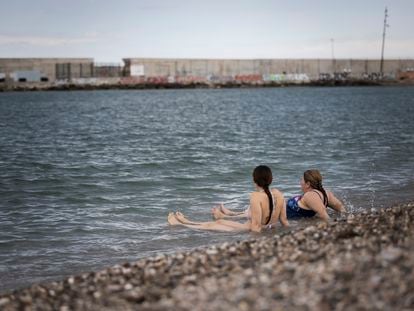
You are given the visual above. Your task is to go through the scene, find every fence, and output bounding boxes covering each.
[55,63,124,80]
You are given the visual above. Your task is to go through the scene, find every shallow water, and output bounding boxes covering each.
[0,86,413,292]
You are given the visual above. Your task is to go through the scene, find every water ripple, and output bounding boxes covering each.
[0,87,414,292]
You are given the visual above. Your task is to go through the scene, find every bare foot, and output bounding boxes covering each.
[167,212,181,225]
[211,206,226,220]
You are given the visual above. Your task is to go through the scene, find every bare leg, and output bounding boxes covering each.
[211,204,248,220]
[168,212,250,232]
[215,218,251,230]
[175,212,203,225]
[219,204,247,216]
[211,206,227,219]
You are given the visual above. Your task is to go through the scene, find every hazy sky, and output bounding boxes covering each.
[0,0,413,62]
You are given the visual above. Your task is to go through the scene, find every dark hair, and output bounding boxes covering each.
[303,169,328,206]
[252,165,273,225]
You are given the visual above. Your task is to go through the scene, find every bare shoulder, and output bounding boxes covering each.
[271,188,283,195]
[302,190,321,202]
[250,191,262,199]
[271,188,284,198]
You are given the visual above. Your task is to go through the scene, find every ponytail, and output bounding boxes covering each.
[263,185,273,225]
[316,181,328,206]
[252,165,274,225]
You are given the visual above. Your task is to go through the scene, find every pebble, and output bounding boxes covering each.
[0,202,413,310]
[124,283,133,291]
[0,297,10,307]
[380,246,403,262]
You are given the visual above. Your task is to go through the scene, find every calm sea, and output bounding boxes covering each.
[0,86,413,292]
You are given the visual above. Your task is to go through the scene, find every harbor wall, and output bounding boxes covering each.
[123,58,414,83]
[1,57,414,89]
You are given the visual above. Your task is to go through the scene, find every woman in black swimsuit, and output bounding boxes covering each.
[167,165,288,232]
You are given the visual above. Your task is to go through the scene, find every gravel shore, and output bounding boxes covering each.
[1,202,413,310]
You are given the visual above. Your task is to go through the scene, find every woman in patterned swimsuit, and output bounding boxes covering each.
[285,169,345,222]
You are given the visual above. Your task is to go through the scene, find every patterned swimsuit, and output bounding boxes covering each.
[286,191,326,219]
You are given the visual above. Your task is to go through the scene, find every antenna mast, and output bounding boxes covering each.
[380,7,389,75]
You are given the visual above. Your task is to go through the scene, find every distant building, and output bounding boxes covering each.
[0,58,94,84]
[123,58,414,83]
[1,57,414,88]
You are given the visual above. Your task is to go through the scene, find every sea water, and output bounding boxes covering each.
[0,86,413,292]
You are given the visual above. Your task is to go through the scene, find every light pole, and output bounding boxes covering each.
[331,38,336,77]
[380,7,389,76]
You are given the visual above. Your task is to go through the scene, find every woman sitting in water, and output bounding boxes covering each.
[212,169,345,223]
[168,165,289,232]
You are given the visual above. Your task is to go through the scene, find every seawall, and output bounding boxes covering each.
[1,57,414,92]
[0,79,389,92]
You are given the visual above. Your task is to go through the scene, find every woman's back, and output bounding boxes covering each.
[250,189,285,226]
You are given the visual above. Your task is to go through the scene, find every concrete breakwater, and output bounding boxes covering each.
[0,79,384,92]
[1,202,413,310]
[1,57,414,92]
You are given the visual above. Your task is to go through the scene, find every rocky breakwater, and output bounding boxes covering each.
[1,203,413,310]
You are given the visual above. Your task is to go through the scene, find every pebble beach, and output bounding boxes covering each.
[1,202,413,310]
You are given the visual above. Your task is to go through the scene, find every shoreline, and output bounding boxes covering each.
[1,202,413,310]
[2,79,408,93]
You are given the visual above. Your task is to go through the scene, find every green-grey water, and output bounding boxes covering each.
[0,86,413,292]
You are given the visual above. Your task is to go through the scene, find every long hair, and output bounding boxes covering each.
[252,165,273,224]
[303,169,328,206]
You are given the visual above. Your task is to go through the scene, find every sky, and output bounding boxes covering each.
[0,0,413,63]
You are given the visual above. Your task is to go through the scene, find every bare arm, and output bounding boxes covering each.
[271,190,289,227]
[327,191,346,213]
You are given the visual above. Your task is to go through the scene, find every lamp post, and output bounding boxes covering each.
[331,38,336,78]
[380,7,389,76]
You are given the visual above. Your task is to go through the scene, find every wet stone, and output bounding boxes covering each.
[380,246,403,262]
[0,202,414,310]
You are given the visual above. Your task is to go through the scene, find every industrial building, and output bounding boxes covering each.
[1,57,414,88]
[123,58,414,83]
[0,58,94,83]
